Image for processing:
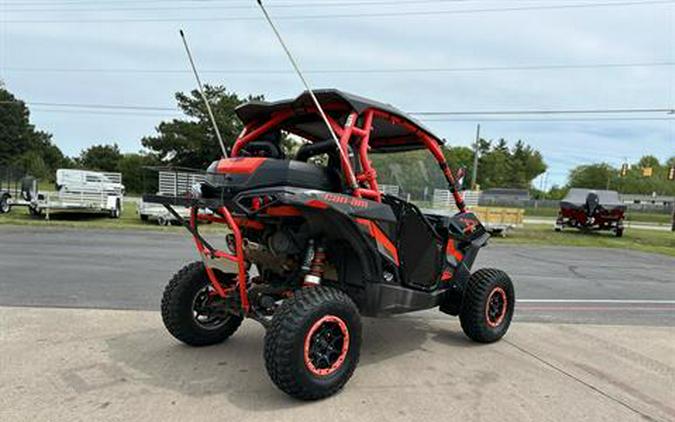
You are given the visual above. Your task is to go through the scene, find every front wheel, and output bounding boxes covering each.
[264,287,362,400]
[161,262,243,346]
[460,268,515,343]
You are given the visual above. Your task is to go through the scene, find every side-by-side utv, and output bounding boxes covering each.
[555,188,626,237]
[147,90,515,400]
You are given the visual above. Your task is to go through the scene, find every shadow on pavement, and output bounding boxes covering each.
[104,315,474,410]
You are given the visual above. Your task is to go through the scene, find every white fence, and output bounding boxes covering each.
[378,184,400,197]
[433,189,480,211]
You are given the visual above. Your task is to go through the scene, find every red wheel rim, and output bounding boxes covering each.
[303,315,350,376]
[485,287,508,328]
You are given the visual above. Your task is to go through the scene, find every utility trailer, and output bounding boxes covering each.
[427,189,522,235]
[33,169,125,219]
[0,165,39,215]
[138,169,206,225]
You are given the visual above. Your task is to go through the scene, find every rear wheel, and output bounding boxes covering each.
[109,199,121,219]
[161,262,243,346]
[264,287,362,400]
[615,227,624,237]
[0,195,10,214]
[460,268,514,343]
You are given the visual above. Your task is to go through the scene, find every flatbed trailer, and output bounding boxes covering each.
[0,166,38,214]
[31,170,125,220]
[138,169,206,225]
[36,190,123,220]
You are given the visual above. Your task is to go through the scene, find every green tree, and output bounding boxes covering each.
[637,155,660,169]
[547,185,569,200]
[568,163,615,190]
[77,143,122,172]
[14,150,50,180]
[142,85,258,169]
[370,140,546,198]
[567,156,674,196]
[472,139,546,190]
[0,84,66,179]
[116,153,157,194]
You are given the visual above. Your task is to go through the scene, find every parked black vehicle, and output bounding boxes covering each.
[147,91,516,400]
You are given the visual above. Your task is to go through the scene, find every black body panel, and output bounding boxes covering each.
[144,183,487,317]
[396,203,443,289]
[202,159,341,199]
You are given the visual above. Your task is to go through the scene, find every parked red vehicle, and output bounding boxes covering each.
[555,188,626,237]
[146,90,515,400]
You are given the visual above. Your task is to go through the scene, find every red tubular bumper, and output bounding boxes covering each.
[190,207,250,313]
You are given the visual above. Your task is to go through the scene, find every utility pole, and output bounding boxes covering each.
[471,124,480,190]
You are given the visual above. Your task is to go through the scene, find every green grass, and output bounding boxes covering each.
[2,201,673,257]
[495,224,675,257]
[0,200,233,233]
[523,207,559,218]
[0,201,183,232]
[524,207,671,225]
[625,211,672,225]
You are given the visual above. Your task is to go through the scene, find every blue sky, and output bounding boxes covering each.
[1,0,673,188]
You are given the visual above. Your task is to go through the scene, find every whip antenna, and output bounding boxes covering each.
[255,0,358,189]
[179,29,228,158]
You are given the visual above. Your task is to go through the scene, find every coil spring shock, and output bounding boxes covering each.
[304,241,326,286]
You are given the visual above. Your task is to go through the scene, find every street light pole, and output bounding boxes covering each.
[471,124,480,190]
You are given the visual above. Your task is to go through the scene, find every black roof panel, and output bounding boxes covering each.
[235,89,443,152]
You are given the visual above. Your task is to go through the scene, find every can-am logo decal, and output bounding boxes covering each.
[458,217,478,234]
[322,193,369,208]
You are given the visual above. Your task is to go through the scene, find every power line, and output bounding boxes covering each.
[0,0,538,12]
[0,100,177,111]
[1,0,473,6]
[413,108,675,116]
[21,109,675,122]
[420,117,675,122]
[0,0,645,8]
[6,0,659,12]
[3,100,673,116]
[30,107,184,117]
[5,61,673,75]
[4,0,673,24]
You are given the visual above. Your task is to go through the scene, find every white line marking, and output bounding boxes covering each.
[518,299,675,304]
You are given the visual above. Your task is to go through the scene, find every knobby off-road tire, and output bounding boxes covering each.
[264,287,362,400]
[460,268,515,343]
[161,262,243,346]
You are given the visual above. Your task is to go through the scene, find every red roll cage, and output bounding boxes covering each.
[230,103,466,213]
[175,93,468,313]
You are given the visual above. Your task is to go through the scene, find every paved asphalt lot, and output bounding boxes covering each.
[0,226,673,325]
[1,226,674,422]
